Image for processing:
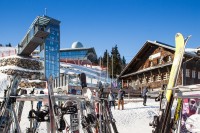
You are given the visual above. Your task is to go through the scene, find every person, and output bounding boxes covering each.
[78,73,87,95]
[78,73,87,89]
[142,86,149,106]
[37,90,44,111]
[108,90,115,109]
[117,88,125,110]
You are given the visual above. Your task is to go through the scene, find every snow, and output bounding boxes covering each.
[0,65,42,72]
[112,99,159,133]
[0,73,8,92]
[185,114,200,132]
[18,98,159,133]
[60,63,109,86]
[1,55,199,132]
[0,58,159,133]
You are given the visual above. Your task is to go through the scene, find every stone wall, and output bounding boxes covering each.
[0,56,45,88]
[19,80,46,88]
[0,57,42,70]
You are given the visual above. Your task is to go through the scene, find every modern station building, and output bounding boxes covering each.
[60,41,97,65]
[18,15,60,79]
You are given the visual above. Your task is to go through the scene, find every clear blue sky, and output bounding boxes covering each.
[0,0,200,63]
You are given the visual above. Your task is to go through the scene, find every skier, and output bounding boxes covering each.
[117,88,125,110]
[108,90,115,109]
[142,86,149,106]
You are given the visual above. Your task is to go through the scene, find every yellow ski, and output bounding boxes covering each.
[161,33,187,133]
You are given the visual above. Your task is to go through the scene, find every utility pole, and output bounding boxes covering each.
[100,56,102,81]
[107,51,109,83]
[112,54,113,88]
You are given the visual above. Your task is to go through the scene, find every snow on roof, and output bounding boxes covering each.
[0,65,42,73]
[0,55,42,62]
[21,79,45,83]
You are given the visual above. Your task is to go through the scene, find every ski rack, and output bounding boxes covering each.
[173,84,200,99]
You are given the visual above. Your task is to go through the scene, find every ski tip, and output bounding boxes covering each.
[175,33,184,46]
[175,33,183,38]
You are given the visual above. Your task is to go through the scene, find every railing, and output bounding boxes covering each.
[0,49,17,57]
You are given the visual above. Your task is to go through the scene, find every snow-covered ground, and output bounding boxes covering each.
[0,66,159,133]
[112,99,159,133]
[18,98,159,133]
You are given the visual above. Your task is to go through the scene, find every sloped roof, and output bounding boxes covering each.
[119,40,199,78]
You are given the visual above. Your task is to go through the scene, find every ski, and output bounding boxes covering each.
[160,33,187,133]
[17,89,27,123]
[47,75,57,132]
[171,98,183,131]
[0,74,22,133]
[105,100,118,133]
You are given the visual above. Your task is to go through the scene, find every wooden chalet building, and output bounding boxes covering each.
[118,41,200,91]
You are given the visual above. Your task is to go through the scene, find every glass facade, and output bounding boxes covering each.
[60,50,87,59]
[43,17,60,79]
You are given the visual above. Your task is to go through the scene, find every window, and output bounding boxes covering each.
[163,73,169,80]
[150,61,153,67]
[168,56,172,62]
[156,75,161,81]
[148,76,154,83]
[142,78,146,84]
[192,70,196,78]
[158,58,162,65]
[186,69,190,77]
[198,72,200,79]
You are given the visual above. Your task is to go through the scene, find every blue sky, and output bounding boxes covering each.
[0,0,200,63]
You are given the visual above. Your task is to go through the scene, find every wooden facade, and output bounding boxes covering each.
[119,41,200,90]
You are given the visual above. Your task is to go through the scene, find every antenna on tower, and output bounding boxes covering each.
[45,8,47,16]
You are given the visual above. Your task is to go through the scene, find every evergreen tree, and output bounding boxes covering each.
[96,45,126,80]
[98,56,103,67]
[102,50,109,68]
[110,45,122,78]
[121,56,126,69]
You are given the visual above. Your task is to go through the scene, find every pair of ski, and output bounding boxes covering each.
[0,75,22,133]
[151,33,191,133]
[97,98,118,133]
[48,76,77,133]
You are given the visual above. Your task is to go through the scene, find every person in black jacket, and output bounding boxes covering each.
[142,86,149,106]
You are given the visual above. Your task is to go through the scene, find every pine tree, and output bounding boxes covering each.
[121,56,126,69]
[110,45,122,78]
[102,50,109,68]
[97,45,126,80]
